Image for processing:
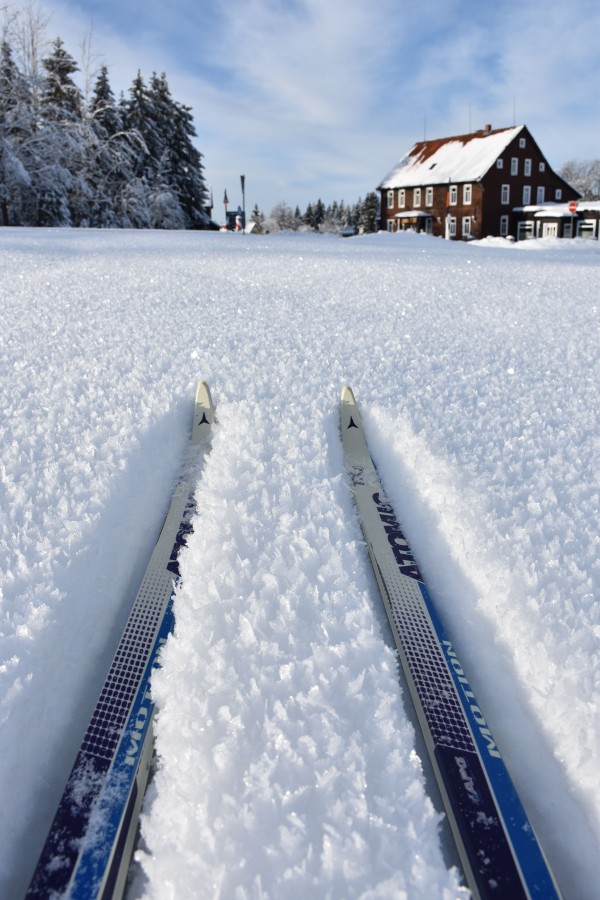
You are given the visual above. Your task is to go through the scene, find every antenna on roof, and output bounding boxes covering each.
[469,103,472,133]
[513,95,516,126]
[424,113,427,141]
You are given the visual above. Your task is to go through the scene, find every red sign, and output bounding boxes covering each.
[568,201,578,213]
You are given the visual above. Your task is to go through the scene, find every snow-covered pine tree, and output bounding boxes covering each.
[87,65,140,227]
[0,40,32,225]
[41,37,82,121]
[147,72,208,228]
[361,191,379,232]
[90,65,122,138]
[251,203,265,230]
[34,37,87,225]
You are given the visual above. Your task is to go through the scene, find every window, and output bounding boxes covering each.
[462,216,471,237]
[522,185,531,205]
[500,215,509,236]
[536,186,545,203]
[577,220,597,239]
[387,220,394,232]
[511,157,519,176]
[555,188,562,201]
[449,185,458,205]
[448,217,457,237]
[518,222,534,241]
[425,186,433,207]
[524,158,532,177]
[501,184,510,204]
[496,158,504,169]
[463,184,472,204]
[539,161,546,172]
[414,188,421,207]
[399,189,406,208]
[519,137,526,148]
[387,190,394,209]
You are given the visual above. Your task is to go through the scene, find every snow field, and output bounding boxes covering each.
[0,228,598,898]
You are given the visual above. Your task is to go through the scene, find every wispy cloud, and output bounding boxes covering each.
[5,0,599,214]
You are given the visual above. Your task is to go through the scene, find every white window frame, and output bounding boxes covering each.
[524,158,532,177]
[536,186,545,203]
[448,216,457,237]
[519,137,526,148]
[399,189,406,208]
[425,186,433,207]
[539,161,546,172]
[387,190,395,209]
[462,216,471,237]
[555,188,562,201]
[449,185,458,205]
[414,188,421,207]
[500,215,509,236]
[511,157,519,176]
[463,183,472,204]
[496,158,504,169]
[501,184,510,205]
[522,185,531,205]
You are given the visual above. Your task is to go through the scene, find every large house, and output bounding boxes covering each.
[378,124,580,241]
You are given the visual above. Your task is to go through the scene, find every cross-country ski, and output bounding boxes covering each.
[340,385,561,900]
[25,382,214,900]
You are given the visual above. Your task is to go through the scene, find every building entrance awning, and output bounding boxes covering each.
[394,210,431,219]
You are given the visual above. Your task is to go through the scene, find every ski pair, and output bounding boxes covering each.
[28,384,561,900]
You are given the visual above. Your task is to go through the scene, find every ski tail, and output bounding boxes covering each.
[340,385,561,900]
[26,382,214,900]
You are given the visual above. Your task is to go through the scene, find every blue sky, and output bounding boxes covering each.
[5,0,600,217]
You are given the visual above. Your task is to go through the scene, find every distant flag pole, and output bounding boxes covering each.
[240,175,246,231]
[223,189,229,226]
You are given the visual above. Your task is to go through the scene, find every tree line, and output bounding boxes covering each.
[253,193,380,234]
[0,11,209,228]
[558,160,600,201]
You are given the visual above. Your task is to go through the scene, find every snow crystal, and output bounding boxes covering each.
[0,228,598,899]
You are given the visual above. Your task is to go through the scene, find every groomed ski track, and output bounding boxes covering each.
[1,230,599,899]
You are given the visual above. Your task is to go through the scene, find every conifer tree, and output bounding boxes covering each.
[0,41,29,225]
[361,191,379,232]
[41,37,82,120]
[90,65,122,137]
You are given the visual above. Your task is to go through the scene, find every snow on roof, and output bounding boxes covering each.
[379,125,524,189]
[520,200,600,217]
[395,210,430,218]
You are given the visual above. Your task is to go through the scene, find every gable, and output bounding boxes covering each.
[379,125,525,188]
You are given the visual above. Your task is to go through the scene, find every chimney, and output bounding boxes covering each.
[483,124,492,133]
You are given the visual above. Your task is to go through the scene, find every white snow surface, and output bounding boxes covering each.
[0,228,598,899]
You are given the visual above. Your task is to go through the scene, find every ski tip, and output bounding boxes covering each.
[195,380,213,413]
[192,381,214,442]
[340,385,364,441]
[341,384,356,405]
